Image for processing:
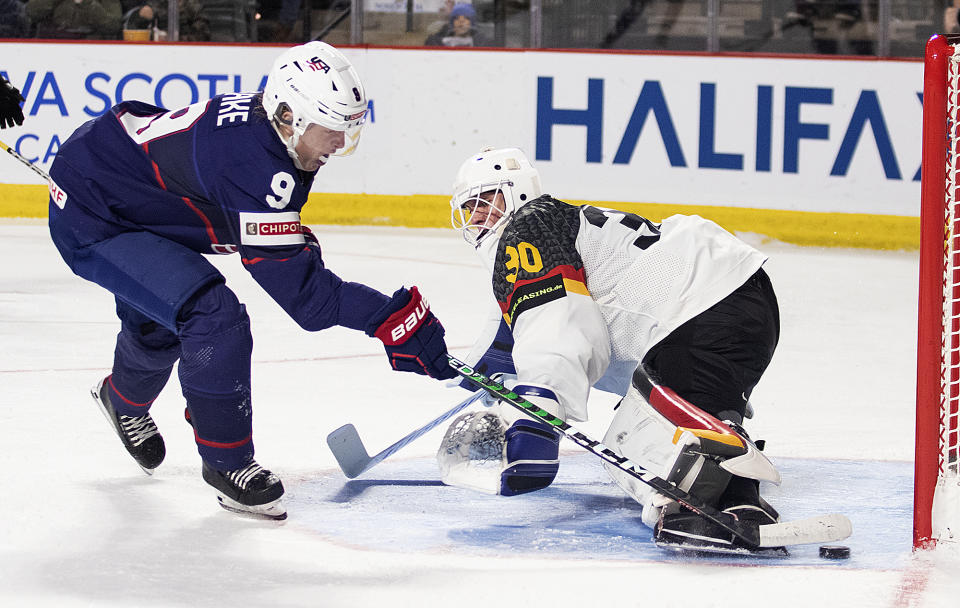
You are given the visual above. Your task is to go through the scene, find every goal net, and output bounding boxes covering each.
[917,33,960,549]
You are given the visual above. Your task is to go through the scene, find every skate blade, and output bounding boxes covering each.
[215,495,287,521]
[656,539,789,558]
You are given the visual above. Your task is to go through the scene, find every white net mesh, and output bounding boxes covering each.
[933,52,960,543]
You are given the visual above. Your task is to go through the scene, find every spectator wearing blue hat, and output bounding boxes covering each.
[425,2,491,47]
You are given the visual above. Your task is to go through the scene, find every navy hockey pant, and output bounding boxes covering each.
[50,208,256,471]
[642,268,780,424]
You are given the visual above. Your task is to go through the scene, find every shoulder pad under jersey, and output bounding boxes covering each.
[492,196,587,324]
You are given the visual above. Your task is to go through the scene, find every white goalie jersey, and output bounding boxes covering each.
[470,196,767,421]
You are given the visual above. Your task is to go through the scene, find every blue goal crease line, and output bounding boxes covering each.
[288,454,911,569]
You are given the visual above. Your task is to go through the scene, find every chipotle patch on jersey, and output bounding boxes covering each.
[502,272,566,325]
[238,211,306,246]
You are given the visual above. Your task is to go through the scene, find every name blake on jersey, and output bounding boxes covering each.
[216,92,257,127]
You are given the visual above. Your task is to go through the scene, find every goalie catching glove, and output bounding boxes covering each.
[437,384,562,496]
[365,286,456,380]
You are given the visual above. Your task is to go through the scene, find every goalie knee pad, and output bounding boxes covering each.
[602,374,780,529]
[437,407,560,496]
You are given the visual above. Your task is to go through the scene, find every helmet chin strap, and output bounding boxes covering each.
[271,120,309,171]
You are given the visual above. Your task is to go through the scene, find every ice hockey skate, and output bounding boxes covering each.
[653,501,789,557]
[90,376,166,475]
[202,458,287,520]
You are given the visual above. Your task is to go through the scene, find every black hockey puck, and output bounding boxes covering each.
[819,545,851,560]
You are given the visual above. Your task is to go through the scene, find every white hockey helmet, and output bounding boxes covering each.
[262,41,367,163]
[450,147,542,246]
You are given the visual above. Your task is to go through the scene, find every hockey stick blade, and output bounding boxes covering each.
[447,355,853,550]
[759,513,852,548]
[326,424,370,478]
[656,515,854,556]
[327,390,485,479]
[657,513,852,553]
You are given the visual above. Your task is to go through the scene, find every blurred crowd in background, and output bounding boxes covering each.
[0,0,952,57]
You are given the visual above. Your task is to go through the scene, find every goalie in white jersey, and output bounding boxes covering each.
[438,147,783,552]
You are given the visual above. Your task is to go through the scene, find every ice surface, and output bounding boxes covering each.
[1,221,958,607]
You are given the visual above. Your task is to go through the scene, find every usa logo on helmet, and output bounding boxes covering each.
[307,57,330,73]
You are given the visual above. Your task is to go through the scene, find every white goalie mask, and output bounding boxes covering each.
[450,147,542,247]
[262,41,367,169]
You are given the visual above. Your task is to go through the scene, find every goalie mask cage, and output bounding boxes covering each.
[917,34,960,550]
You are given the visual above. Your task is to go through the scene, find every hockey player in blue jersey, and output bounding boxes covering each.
[46,42,456,520]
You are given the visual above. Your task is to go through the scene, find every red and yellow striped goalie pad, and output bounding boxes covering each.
[647,383,746,449]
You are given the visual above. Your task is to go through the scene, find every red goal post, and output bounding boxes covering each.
[917,33,960,550]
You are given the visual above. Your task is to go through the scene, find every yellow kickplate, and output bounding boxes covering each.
[673,427,745,448]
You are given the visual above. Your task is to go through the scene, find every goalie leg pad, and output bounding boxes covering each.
[603,376,781,528]
[500,419,561,496]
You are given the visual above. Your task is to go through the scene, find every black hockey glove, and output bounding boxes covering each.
[365,286,457,380]
[0,78,24,129]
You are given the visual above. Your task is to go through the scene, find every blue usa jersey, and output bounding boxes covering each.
[50,93,388,331]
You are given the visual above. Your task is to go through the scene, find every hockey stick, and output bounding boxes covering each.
[0,139,51,182]
[447,355,852,549]
[327,389,485,478]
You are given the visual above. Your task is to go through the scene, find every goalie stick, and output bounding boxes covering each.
[447,355,852,550]
[0,138,51,182]
[327,390,485,478]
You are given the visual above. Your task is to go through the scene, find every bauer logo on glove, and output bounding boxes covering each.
[375,293,430,345]
[365,286,457,380]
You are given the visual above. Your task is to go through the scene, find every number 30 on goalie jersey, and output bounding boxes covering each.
[493,197,591,326]
[492,196,662,327]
